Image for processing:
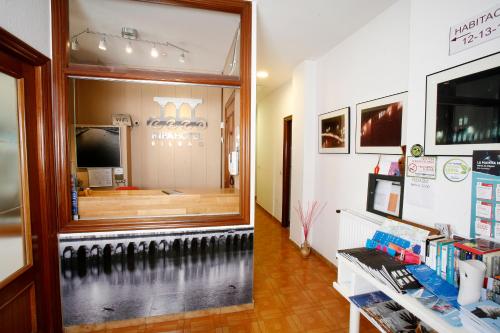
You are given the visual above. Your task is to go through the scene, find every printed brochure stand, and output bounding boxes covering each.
[470,151,500,240]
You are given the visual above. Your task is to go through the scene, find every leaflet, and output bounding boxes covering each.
[476,201,493,219]
[476,182,493,200]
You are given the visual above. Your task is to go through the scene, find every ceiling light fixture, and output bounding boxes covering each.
[70,27,189,58]
[151,45,159,58]
[125,41,133,54]
[179,53,186,63]
[257,70,269,79]
[98,37,107,51]
[71,38,80,51]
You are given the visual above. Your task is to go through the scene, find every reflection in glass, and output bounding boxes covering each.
[436,66,500,145]
[68,0,241,76]
[69,78,241,220]
[0,72,27,282]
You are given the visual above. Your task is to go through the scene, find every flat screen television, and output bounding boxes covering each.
[76,125,121,168]
[366,173,404,218]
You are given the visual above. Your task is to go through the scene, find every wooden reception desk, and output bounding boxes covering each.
[77,188,239,219]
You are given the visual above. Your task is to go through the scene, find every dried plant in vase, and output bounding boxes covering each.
[294,200,326,258]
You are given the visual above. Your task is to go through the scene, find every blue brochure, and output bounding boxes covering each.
[406,264,459,307]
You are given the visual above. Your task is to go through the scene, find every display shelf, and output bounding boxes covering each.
[334,255,466,333]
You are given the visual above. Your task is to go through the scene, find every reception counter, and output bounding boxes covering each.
[77,188,239,219]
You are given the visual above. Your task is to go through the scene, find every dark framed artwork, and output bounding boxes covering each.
[356,92,407,154]
[318,107,350,154]
[366,173,404,219]
[425,52,500,156]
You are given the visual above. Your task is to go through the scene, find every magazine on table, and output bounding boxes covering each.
[408,288,462,327]
[460,300,500,333]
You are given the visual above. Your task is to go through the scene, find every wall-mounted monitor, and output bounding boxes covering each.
[76,125,121,168]
[366,173,404,218]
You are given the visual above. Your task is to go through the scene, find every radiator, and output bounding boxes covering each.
[338,209,381,250]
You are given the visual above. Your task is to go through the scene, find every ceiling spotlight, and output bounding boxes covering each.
[257,71,269,79]
[98,37,107,51]
[125,41,133,54]
[179,52,186,63]
[150,45,159,58]
[71,38,80,51]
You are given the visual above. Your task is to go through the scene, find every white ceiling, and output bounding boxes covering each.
[69,0,240,74]
[256,0,398,99]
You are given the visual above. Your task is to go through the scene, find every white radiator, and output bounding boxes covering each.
[338,209,381,250]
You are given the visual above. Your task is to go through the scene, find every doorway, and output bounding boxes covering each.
[281,116,292,228]
[0,28,61,332]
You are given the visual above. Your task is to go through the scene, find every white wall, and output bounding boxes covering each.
[0,0,52,57]
[312,0,410,264]
[256,61,317,245]
[256,81,292,217]
[257,0,500,265]
[404,0,500,238]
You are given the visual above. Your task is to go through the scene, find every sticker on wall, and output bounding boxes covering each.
[407,156,437,179]
[410,144,424,157]
[443,159,471,182]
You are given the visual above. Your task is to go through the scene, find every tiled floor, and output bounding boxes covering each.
[66,205,378,332]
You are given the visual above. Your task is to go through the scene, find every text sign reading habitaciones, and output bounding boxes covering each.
[470,151,500,240]
[449,3,500,55]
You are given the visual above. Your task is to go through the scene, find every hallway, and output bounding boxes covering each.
[69,205,377,332]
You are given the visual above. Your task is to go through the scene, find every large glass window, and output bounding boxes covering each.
[69,78,241,220]
[68,0,240,77]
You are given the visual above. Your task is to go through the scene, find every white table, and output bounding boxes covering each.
[333,255,468,333]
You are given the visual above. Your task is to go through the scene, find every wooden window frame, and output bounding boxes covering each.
[51,0,252,233]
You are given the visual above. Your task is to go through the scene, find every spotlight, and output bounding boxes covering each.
[125,41,133,54]
[71,38,80,51]
[179,52,186,63]
[150,45,159,58]
[98,37,107,51]
[257,70,269,79]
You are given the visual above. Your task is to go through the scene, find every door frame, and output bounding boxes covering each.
[0,27,62,332]
[281,116,292,228]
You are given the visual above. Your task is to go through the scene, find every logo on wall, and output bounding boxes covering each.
[443,159,471,182]
[410,144,424,157]
[148,97,208,128]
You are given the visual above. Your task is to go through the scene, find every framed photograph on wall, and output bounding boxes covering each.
[356,92,407,154]
[318,107,350,154]
[425,52,500,156]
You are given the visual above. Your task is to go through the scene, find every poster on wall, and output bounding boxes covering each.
[356,92,407,154]
[318,107,350,154]
[425,52,500,156]
[470,150,500,240]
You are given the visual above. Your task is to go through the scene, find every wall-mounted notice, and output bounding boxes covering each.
[449,3,500,55]
[88,168,113,187]
[470,151,500,240]
[407,156,437,179]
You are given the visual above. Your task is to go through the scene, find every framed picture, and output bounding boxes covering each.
[356,92,407,154]
[318,107,350,154]
[366,173,404,219]
[425,52,500,156]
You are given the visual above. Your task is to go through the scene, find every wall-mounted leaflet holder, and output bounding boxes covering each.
[366,173,405,219]
[229,151,239,176]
